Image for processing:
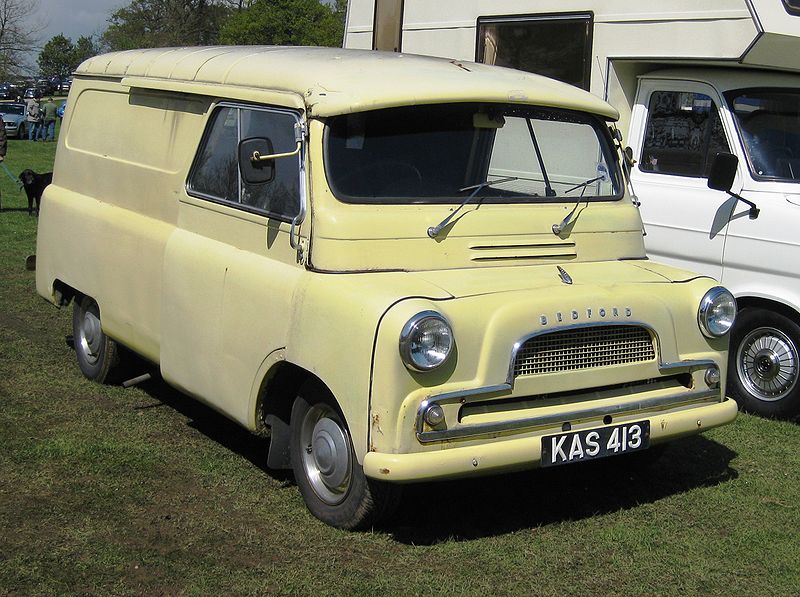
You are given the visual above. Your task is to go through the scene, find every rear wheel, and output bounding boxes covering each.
[72,295,122,383]
[290,380,401,529]
[728,308,800,419]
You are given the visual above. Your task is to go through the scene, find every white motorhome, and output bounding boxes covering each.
[345,0,800,419]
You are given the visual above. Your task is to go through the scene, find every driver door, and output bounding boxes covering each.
[629,80,738,279]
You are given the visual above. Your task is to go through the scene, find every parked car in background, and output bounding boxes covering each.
[37,78,55,95]
[0,103,28,138]
[59,78,72,93]
[0,82,13,100]
[24,87,42,100]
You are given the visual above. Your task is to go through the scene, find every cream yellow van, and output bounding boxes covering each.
[37,47,738,529]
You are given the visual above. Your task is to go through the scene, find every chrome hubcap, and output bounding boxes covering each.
[300,405,352,505]
[78,304,103,365]
[737,326,798,401]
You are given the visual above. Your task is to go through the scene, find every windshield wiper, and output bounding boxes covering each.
[427,176,518,238]
[563,174,606,195]
[526,118,556,197]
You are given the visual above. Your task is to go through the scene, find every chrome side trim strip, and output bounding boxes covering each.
[417,388,720,443]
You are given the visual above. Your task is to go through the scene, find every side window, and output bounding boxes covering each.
[477,14,593,90]
[640,91,730,178]
[188,105,302,220]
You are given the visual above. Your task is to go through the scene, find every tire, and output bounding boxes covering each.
[728,307,800,420]
[17,123,25,139]
[72,295,121,383]
[290,380,401,530]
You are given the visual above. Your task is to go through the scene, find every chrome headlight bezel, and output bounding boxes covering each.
[399,311,454,372]
[698,286,737,338]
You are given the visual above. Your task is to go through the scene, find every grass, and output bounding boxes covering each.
[0,134,799,595]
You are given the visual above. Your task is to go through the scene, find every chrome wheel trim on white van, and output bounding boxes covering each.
[77,303,103,366]
[736,326,799,401]
[298,403,353,505]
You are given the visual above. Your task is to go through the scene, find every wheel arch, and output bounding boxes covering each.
[51,278,80,307]
[252,356,336,470]
[735,295,800,326]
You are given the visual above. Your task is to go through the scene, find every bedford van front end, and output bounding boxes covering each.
[296,81,737,526]
[364,269,737,481]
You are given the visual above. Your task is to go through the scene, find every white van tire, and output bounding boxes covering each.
[72,295,121,384]
[728,308,800,420]
[290,380,401,529]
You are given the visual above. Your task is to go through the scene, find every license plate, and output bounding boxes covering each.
[541,421,650,467]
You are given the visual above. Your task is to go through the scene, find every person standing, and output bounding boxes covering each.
[26,97,41,141]
[41,97,57,142]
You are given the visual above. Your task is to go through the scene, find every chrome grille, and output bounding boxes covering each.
[513,325,655,377]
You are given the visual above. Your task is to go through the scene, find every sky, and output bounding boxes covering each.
[34,0,124,47]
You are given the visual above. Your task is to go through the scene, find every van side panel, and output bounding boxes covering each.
[36,79,209,362]
[160,197,304,428]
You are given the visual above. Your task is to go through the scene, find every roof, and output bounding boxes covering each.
[76,46,619,120]
[639,67,800,92]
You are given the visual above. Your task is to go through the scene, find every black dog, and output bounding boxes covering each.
[19,169,52,216]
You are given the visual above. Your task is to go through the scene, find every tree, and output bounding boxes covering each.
[0,0,43,80]
[73,36,98,67]
[37,35,99,78]
[219,0,346,47]
[101,0,231,51]
[38,34,73,78]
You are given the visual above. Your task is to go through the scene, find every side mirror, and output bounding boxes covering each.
[239,137,275,184]
[707,152,738,193]
[707,152,760,219]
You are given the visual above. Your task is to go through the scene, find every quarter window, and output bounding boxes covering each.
[640,91,730,178]
[188,105,302,220]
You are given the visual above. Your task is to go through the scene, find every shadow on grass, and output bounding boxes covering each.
[388,435,737,544]
[131,369,738,543]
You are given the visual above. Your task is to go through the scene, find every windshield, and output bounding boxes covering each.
[324,103,622,204]
[726,88,800,181]
[0,105,24,115]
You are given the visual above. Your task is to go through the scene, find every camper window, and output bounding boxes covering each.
[476,13,593,90]
[188,104,303,220]
[639,91,730,178]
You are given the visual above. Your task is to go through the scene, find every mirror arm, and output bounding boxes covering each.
[251,141,301,163]
[730,191,760,219]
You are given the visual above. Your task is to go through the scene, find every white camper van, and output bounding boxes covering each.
[345,1,800,419]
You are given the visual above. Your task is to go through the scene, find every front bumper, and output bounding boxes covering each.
[362,397,737,482]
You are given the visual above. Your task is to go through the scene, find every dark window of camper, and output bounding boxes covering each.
[476,13,592,90]
[640,91,730,178]
[726,88,800,180]
[373,0,404,52]
[783,0,800,16]
[188,105,302,221]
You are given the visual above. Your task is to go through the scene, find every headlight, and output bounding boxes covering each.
[399,311,454,372]
[698,286,737,338]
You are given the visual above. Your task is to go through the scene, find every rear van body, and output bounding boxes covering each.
[36,46,737,528]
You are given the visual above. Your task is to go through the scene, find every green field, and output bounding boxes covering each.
[0,136,799,596]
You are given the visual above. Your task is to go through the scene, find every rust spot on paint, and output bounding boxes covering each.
[379,468,390,475]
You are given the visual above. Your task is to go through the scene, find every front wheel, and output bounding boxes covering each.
[290,381,401,529]
[72,295,122,383]
[728,307,800,419]
[17,123,25,139]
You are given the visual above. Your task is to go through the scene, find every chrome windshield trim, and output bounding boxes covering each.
[416,388,721,443]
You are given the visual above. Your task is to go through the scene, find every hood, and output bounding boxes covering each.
[407,259,708,300]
